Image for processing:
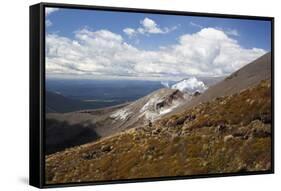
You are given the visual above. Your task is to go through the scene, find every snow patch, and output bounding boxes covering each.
[110,109,132,120]
[158,103,179,115]
[140,97,160,113]
[172,77,208,94]
[139,96,183,121]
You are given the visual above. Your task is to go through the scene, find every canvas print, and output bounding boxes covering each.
[44,7,272,184]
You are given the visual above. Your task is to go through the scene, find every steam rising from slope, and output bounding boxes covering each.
[172,77,208,94]
[161,81,170,88]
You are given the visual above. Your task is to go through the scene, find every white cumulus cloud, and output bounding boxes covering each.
[45,8,59,28]
[45,8,59,16]
[139,17,165,34]
[190,21,203,29]
[46,19,52,27]
[123,28,137,38]
[224,29,239,36]
[123,17,178,37]
[46,27,267,79]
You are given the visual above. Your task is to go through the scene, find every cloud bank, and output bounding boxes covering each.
[46,27,266,79]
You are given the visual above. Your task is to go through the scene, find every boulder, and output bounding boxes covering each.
[101,145,113,152]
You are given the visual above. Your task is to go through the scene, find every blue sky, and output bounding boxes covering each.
[45,7,271,80]
[46,8,271,51]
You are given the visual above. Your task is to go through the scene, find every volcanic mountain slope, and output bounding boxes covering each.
[46,90,127,113]
[46,88,191,154]
[46,91,85,113]
[45,78,271,184]
[172,52,271,114]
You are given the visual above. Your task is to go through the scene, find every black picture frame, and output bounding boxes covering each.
[30,2,275,188]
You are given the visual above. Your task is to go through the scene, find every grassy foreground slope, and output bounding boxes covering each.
[46,80,271,184]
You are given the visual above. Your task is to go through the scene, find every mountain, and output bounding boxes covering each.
[45,118,100,155]
[46,88,193,154]
[171,52,271,114]
[46,91,82,113]
[45,103,129,154]
[45,79,272,184]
